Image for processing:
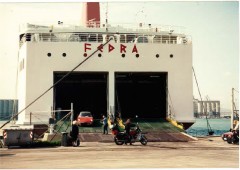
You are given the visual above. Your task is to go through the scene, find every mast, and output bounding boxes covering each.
[231,88,239,130]
[231,88,234,129]
[105,2,108,30]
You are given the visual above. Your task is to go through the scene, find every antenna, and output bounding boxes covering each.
[105,2,108,31]
[135,2,146,27]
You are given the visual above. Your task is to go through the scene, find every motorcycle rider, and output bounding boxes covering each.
[113,117,148,145]
[125,118,133,145]
[232,129,239,144]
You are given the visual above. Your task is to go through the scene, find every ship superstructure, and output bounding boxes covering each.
[17,2,194,129]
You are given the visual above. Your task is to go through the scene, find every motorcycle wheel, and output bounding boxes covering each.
[140,136,148,145]
[227,136,233,144]
[114,137,124,145]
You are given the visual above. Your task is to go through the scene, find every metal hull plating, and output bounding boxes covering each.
[17,39,194,126]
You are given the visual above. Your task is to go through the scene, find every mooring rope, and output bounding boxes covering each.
[0,38,112,129]
[192,67,214,135]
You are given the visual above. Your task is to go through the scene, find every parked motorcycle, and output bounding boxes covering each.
[227,130,239,144]
[222,129,239,144]
[112,119,148,145]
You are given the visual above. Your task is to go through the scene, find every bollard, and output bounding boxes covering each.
[61,132,68,146]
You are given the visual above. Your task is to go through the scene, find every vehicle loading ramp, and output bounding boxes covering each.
[56,119,196,142]
[78,131,196,142]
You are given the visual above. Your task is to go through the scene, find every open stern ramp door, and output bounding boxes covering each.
[115,72,167,119]
[54,72,108,120]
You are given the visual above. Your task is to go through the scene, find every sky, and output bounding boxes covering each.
[0,1,239,112]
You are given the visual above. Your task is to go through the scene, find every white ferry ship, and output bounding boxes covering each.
[16,2,194,129]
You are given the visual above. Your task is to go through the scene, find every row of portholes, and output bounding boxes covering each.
[47,53,174,58]
[95,53,141,58]
[96,53,173,58]
[47,53,66,57]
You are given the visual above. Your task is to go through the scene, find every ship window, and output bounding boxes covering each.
[153,35,161,43]
[98,53,102,57]
[26,33,31,41]
[121,54,125,58]
[170,54,173,58]
[47,53,51,57]
[89,34,97,42]
[120,35,126,43]
[126,34,136,43]
[169,36,177,44]
[106,34,116,42]
[137,36,148,43]
[136,54,139,58]
[69,34,80,42]
[79,34,88,42]
[156,54,159,58]
[62,53,66,57]
[97,34,103,42]
[162,36,169,44]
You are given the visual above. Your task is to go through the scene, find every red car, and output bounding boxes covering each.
[77,111,93,126]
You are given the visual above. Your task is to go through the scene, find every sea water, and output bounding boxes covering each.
[186,118,231,137]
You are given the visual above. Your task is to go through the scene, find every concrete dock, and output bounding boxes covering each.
[0,136,238,168]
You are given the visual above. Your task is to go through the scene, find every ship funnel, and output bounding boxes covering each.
[82,2,100,27]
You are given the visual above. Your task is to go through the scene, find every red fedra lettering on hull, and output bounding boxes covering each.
[84,43,91,52]
[84,43,139,54]
[98,44,103,52]
[108,44,115,52]
[120,44,127,53]
[132,44,138,53]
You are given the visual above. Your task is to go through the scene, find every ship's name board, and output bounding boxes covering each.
[84,43,139,54]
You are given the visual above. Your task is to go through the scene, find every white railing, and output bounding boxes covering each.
[106,23,186,35]
[20,32,191,47]
[19,22,187,35]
